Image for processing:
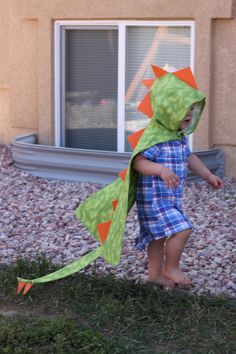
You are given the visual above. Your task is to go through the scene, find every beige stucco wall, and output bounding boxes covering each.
[0,0,235,175]
[211,17,236,176]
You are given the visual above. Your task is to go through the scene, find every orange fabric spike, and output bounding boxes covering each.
[151,65,168,78]
[137,92,153,118]
[112,200,118,211]
[118,168,128,181]
[96,220,112,244]
[142,79,155,89]
[173,67,198,90]
[127,128,145,150]
[17,282,25,294]
[23,283,33,295]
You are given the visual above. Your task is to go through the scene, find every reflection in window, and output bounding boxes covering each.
[125,26,191,152]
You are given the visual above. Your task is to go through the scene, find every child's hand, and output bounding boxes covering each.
[160,166,179,190]
[206,174,224,189]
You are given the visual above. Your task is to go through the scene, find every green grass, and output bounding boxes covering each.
[0,256,235,353]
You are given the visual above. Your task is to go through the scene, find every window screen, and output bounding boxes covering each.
[65,29,118,151]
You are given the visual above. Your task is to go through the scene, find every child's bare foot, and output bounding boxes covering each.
[162,268,192,285]
[147,274,175,289]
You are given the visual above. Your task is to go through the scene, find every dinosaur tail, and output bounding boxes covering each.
[17,246,103,295]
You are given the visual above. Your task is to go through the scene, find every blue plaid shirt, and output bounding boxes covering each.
[136,137,192,201]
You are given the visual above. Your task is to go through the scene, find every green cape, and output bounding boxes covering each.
[17,66,205,295]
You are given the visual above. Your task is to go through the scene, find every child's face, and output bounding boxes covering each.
[179,105,195,130]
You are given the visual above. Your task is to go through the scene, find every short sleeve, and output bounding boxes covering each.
[186,145,192,158]
[140,144,161,161]
[183,137,192,158]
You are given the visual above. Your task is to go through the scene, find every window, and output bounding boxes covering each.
[55,21,194,152]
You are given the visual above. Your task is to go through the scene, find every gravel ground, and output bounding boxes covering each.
[0,144,235,298]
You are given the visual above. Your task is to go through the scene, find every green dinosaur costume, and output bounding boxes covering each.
[17,66,205,295]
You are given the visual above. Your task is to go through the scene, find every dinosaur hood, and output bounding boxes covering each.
[150,72,205,135]
[129,67,205,158]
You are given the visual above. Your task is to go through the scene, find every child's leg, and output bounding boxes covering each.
[147,237,175,288]
[163,228,192,285]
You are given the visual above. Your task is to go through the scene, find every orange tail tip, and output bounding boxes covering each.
[142,79,155,89]
[112,199,118,211]
[151,65,168,78]
[127,128,145,150]
[17,282,25,294]
[118,168,128,181]
[23,283,33,295]
[173,67,198,90]
[96,220,112,244]
[137,92,153,118]
[17,282,33,295]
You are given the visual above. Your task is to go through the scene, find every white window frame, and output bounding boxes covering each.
[54,20,195,151]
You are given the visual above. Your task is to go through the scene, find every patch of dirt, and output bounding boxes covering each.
[0,303,60,320]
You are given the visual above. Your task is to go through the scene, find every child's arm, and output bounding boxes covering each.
[133,154,179,190]
[188,154,224,188]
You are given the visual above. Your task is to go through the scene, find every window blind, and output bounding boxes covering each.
[125,26,191,152]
